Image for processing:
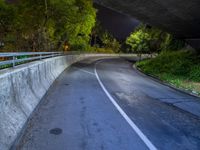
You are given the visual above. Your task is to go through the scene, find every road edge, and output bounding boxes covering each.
[133,64,200,118]
[133,64,200,99]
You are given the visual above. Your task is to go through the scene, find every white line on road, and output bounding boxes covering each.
[73,66,95,76]
[94,61,157,150]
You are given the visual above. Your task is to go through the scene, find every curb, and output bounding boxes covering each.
[133,64,200,99]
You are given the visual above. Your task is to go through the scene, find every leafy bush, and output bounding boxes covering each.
[136,50,200,95]
[189,65,200,82]
[100,32,121,52]
[0,0,96,52]
[126,26,151,54]
[88,47,114,53]
[137,50,199,81]
[126,24,185,54]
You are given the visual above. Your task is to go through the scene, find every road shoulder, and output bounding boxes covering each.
[133,64,200,118]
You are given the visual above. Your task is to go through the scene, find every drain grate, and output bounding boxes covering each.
[49,128,62,135]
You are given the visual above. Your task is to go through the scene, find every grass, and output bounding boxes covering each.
[0,55,31,70]
[0,64,12,69]
[136,50,200,95]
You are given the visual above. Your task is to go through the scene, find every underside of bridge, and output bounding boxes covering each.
[95,0,200,48]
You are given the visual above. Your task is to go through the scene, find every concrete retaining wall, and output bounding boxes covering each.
[0,54,102,150]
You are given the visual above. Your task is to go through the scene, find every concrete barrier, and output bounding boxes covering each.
[0,53,139,150]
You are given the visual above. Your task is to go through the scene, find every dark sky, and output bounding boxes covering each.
[94,4,140,40]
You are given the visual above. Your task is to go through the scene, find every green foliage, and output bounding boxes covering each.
[91,21,121,53]
[126,24,185,54]
[136,50,200,81]
[0,0,17,50]
[88,47,114,53]
[138,51,192,76]
[161,34,186,51]
[111,39,121,53]
[63,0,96,50]
[126,26,151,53]
[0,0,16,31]
[189,65,200,82]
[100,31,121,53]
[0,0,96,51]
[136,50,200,95]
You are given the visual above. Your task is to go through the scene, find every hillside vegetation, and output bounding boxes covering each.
[0,0,96,52]
[125,23,200,95]
[136,50,200,95]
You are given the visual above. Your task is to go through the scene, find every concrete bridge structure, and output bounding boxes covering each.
[95,0,200,49]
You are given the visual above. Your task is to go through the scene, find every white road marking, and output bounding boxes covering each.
[94,61,157,150]
[73,66,95,76]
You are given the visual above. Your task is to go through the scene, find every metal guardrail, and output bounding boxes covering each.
[0,51,154,69]
[0,52,63,68]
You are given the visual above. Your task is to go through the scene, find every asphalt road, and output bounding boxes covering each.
[14,57,200,150]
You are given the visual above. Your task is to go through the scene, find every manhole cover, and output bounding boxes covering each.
[49,128,62,135]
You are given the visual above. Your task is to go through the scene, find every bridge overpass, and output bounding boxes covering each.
[95,0,200,49]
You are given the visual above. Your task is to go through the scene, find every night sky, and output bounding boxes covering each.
[94,4,140,41]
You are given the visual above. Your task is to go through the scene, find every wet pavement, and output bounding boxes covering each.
[14,57,200,150]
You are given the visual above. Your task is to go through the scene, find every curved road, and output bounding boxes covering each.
[14,57,200,150]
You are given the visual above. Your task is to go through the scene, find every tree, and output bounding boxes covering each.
[0,0,17,51]
[126,24,186,57]
[53,0,96,51]
[101,31,121,52]
[126,26,151,56]
[0,0,96,51]
[91,21,104,47]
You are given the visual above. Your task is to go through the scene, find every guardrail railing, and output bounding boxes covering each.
[0,52,63,68]
[0,51,152,69]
